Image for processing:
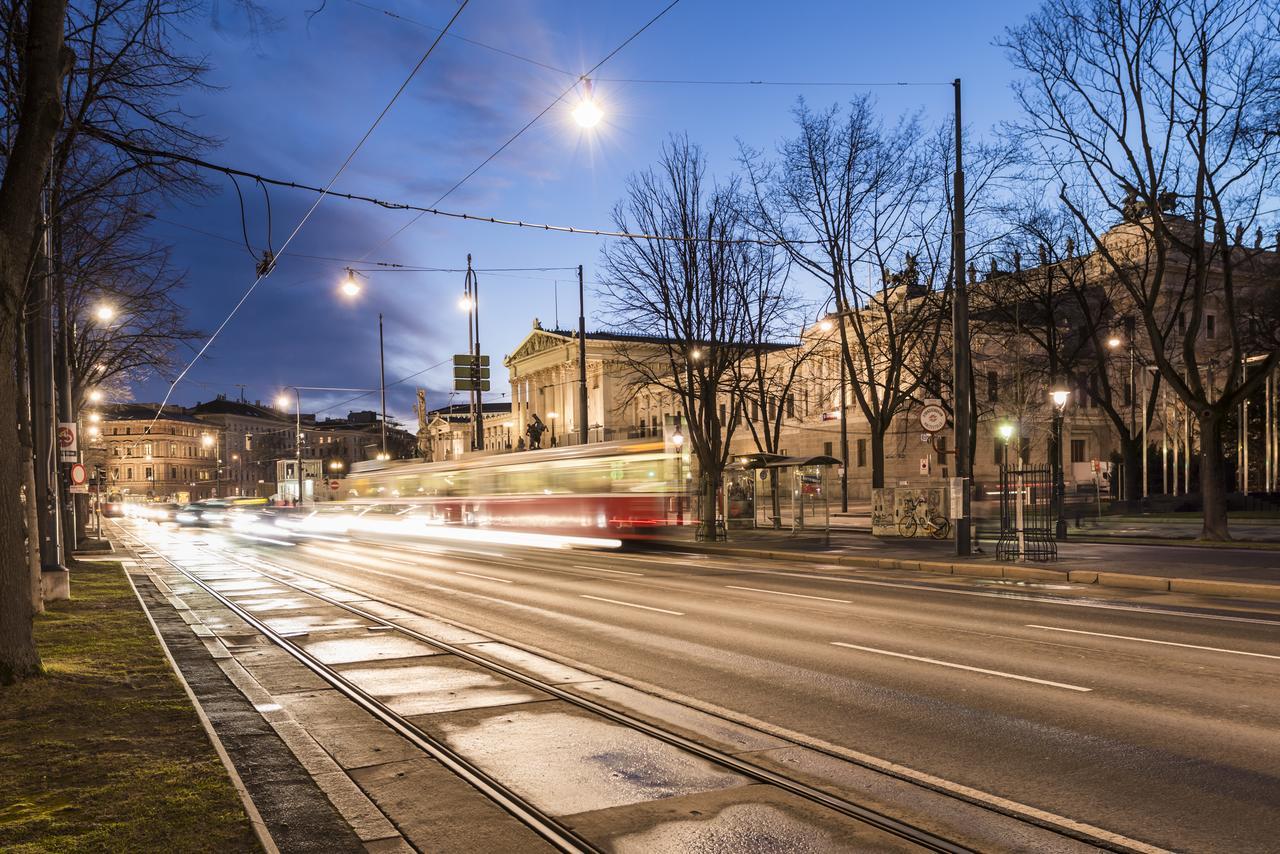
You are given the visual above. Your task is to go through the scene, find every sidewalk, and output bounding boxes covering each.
[669,526,1280,603]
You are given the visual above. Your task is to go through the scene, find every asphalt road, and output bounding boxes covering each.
[142,524,1280,852]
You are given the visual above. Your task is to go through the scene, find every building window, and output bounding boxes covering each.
[1070,439,1086,463]
[823,441,833,457]
[126,467,133,480]
[170,466,177,479]
[935,435,948,464]
[856,438,867,468]
[986,370,999,402]
[145,466,152,480]
[787,394,796,418]
[1206,313,1216,339]
[994,439,1005,465]
[1020,436,1031,465]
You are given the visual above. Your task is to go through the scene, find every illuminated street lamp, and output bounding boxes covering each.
[340,267,362,299]
[997,422,1014,468]
[572,78,603,129]
[94,304,115,323]
[1051,388,1070,540]
[328,460,344,472]
[547,411,558,447]
[87,389,102,403]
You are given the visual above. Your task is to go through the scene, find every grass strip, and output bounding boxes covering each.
[0,559,259,853]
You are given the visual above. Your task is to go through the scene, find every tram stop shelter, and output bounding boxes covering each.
[724,453,842,540]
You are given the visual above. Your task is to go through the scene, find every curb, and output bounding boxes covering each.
[123,562,279,854]
[661,542,1280,603]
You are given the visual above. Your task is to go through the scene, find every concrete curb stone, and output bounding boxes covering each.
[665,542,1280,603]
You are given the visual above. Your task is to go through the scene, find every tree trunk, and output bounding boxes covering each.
[1120,434,1142,505]
[1199,410,1230,541]
[869,427,886,490]
[16,316,43,614]
[0,320,43,683]
[701,472,719,536]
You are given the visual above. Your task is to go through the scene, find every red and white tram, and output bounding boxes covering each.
[338,439,680,542]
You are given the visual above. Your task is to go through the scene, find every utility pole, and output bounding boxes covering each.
[577,264,588,446]
[951,78,972,557]
[839,350,849,513]
[378,313,387,457]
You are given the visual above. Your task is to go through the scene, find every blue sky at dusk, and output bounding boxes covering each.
[135,0,1035,425]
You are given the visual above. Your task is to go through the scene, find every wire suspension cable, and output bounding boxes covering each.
[143,1,471,428]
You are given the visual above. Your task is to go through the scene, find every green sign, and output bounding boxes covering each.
[452,366,491,379]
[454,379,491,392]
[452,354,490,366]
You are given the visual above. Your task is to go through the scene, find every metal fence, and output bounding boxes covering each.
[996,464,1058,561]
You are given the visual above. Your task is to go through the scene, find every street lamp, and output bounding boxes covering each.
[572,78,603,129]
[547,411,558,447]
[340,267,362,299]
[1051,388,1069,540]
[94,304,115,323]
[671,421,685,525]
[87,389,102,403]
[329,460,344,472]
[997,422,1014,467]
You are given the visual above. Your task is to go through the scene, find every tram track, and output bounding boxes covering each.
[119,523,980,852]
[117,522,1160,853]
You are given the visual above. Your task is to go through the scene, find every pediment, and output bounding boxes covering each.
[506,328,571,364]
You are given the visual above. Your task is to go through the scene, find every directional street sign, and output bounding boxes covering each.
[453,366,491,379]
[454,379,491,392]
[453,353,491,393]
[452,354,490,366]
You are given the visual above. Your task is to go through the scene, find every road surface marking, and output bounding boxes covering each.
[831,642,1092,692]
[580,594,683,615]
[1026,625,1280,660]
[456,571,513,584]
[726,585,851,604]
[573,564,645,576]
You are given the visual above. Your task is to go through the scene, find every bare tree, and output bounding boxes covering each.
[741,99,958,491]
[0,0,68,683]
[1003,0,1280,539]
[599,137,759,536]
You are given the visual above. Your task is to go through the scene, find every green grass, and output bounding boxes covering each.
[0,560,259,853]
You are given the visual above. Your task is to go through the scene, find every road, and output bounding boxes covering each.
[136,522,1280,852]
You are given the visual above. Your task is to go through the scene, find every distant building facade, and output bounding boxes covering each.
[98,404,223,502]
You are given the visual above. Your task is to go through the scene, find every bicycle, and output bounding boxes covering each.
[898,495,952,539]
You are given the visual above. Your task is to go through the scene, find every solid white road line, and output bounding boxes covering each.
[1026,624,1280,660]
[725,585,851,604]
[580,594,684,616]
[831,641,1092,692]
[456,571,513,584]
[572,564,645,576]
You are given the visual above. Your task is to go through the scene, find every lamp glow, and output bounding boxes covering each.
[819,318,834,332]
[94,305,115,323]
[997,423,1014,441]
[1107,336,1121,349]
[458,294,475,312]
[340,269,361,298]
[1051,389,1070,409]
[88,389,102,403]
[276,393,290,409]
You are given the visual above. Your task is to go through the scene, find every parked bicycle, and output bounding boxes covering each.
[898,495,952,539]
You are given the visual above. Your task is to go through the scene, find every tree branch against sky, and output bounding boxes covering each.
[1002,0,1280,539]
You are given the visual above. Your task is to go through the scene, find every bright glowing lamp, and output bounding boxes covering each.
[573,79,603,129]
[1051,389,1070,409]
[94,304,115,323]
[1107,336,1121,349]
[340,268,361,298]
[276,393,290,409]
[997,423,1014,441]
[819,318,834,332]
[458,294,475,311]
[87,389,103,403]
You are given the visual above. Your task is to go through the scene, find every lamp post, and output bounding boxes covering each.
[276,388,303,505]
[577,264,588,446]
[547,411,558,447]
[672,420,685,525]
[1051,389,1069,540]
[997,422,1014,469]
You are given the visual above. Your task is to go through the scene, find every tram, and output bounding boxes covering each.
[340,438,681,541]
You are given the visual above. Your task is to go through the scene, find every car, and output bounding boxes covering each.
[176,501,229,526]
[145,503,182,523]
[101,500,126,518]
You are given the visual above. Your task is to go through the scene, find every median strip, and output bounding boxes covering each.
[1025,625,1280,660]
[579,594,684,615]
[831,641,1092,692]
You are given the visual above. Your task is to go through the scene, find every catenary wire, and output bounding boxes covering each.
[357,0,685,262]
[142,1,471,431]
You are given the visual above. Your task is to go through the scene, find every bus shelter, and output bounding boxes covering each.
[725,454,841,538]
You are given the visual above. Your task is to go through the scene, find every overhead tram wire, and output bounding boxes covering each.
[356,0,685,262]
[142,1,471,431]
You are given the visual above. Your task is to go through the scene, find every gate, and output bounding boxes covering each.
[996,464,1057,561]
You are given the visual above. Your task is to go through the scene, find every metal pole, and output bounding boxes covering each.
[379,313,387,457]
[951,78,972,556]
[1142,371,1149,499]
[1054,404,1066,540]
[577,264,588,446]
[839,350,849,513]
[1162,384,1169,495]
[464,256,476,451]
[473,257,484,451]
[294,388,303,505]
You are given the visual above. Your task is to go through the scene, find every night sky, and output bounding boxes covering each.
[134,0,1031,426]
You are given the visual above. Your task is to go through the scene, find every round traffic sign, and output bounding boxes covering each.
[919,404,947,433]
[58,426,75,448]
[70,463,87,485]
[328,479,340,490]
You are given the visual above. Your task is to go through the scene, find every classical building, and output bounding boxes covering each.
[189,396,289,497]
[97,404,223,502]
[419,402,514,461]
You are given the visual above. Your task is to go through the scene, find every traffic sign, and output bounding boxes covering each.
[919,404,947,434]
[453,365,491,379]
[58,422,78,462]
[452,354,490,366]
[69,463,87,485]
[328,479,340,490]
[454,379,491,392]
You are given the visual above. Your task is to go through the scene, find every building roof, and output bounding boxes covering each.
[102,403,208,426]
[189,397,287,421]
